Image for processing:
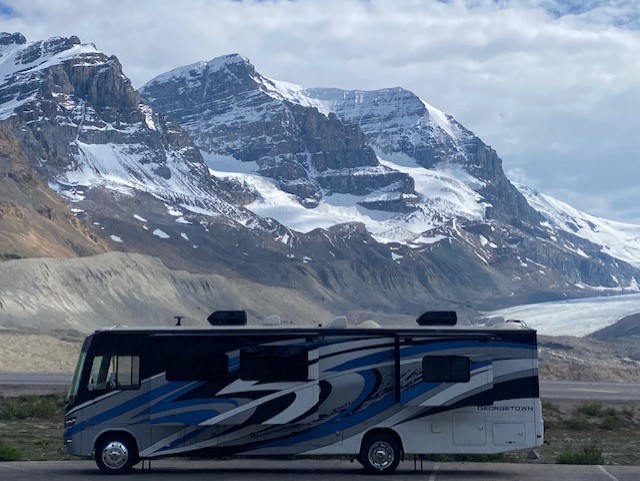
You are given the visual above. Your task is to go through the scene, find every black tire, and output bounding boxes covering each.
[358,433,401,474]
[94,433,138,475]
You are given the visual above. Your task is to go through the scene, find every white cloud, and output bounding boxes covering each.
[0,0,639,223]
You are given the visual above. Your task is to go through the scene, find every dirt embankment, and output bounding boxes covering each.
[0,252,340,334]
[0,333,80,372]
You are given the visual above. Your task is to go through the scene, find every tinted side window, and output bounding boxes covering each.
[88,355,140,391]
[240,345,308,382]
[423,356,470,383]
[165,352,229,382]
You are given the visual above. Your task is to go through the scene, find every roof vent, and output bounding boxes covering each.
[207,310,247,326]
[262,314,281,326]
[359,320,381,329]
[416,311,457,326]
[327,316,347,328]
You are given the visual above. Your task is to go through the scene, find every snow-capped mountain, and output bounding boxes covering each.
[140,54,538,245]
[1,33,639,323]
[140,52,640,299]
[140,54,419,213]
[304,87,537,225]
[0,33,253,225]
[516,183,640,269]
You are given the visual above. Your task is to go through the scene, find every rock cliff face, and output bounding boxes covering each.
[0,33,270,269]
[306,87,539,225]
[0,118,107,259]
[140,55,418,210]
[141,53,640,304]
[0,34,251,216]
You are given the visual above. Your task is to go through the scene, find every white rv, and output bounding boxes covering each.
[63,311,543,474]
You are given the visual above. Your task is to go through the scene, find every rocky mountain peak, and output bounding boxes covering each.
[142,53,256,101]
[0,32,26,48]
[304,86,540,225]
[13,35,85,68]
[0,34,255,250]
[141,54,419,211]
[207,52,251,69]
[0,33,104,119]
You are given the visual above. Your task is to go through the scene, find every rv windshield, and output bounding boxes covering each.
[66,348,88,407]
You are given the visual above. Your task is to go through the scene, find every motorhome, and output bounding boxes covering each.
[63,311,543,475]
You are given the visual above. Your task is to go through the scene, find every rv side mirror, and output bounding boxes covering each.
[87,376,95,392]
[107,373,117,389]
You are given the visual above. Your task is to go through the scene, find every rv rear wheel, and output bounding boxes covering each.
[359,433,401,474]
[95,434,138,475]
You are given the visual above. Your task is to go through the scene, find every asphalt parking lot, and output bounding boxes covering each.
[1,459,638,481]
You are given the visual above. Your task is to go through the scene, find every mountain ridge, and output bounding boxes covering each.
[142,52,640,288]
[0,33,638,332]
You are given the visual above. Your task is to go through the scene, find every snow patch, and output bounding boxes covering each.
[202,151,259,173]
[165,205,182,216]
[258,77,332,115]
[152,229,170,239]
[210,149,488,247]
[421,99,457,139]
[517,183,640,268]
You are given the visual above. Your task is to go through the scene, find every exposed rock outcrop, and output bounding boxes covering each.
[140,55,418,210]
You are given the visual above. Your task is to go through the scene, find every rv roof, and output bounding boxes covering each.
[95,322,532,334]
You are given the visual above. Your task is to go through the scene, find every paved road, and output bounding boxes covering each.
[0,371,71,395]
[0,459,638,481]
[539,381,640,401]
[3,372,640,401]
[0,371,71,386]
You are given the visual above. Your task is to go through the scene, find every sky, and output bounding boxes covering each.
[0,0,639,223]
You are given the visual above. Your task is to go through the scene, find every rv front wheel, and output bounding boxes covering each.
[95,434,137,475]
[359,433,401,474]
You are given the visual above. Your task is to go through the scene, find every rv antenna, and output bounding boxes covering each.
[174,316,184,326]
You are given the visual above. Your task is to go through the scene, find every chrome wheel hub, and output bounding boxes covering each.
[102,441,129,470]
[368,441,394,469]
